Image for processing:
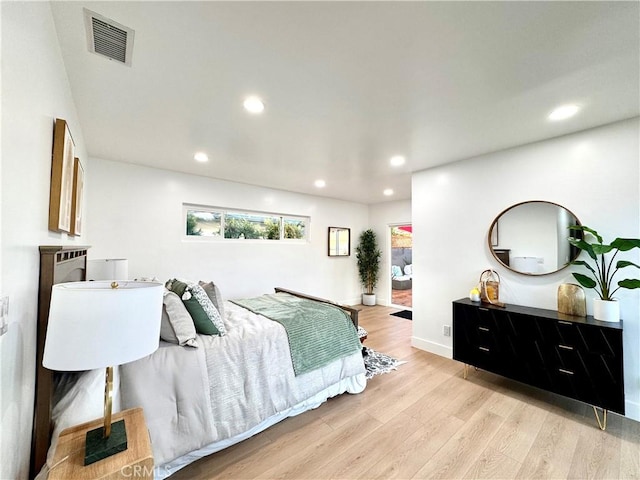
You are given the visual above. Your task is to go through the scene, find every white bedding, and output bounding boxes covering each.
[40,299,365,479]
[120,300,366,477]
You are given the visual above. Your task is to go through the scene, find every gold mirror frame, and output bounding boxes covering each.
[488,200,581,276]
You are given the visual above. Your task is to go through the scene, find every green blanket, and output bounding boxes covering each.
[231,293,362,375]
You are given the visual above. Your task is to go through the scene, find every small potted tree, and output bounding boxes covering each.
[356,229,381,306]
[568,225,640,322]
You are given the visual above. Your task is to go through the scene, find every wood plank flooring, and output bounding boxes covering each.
[171,305,640,479]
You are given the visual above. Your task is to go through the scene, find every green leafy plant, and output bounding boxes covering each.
[186,212,202,236]
[568,225,640,300]
[224,218,261,239]
[264,219,305,239]
[356,229,381,295]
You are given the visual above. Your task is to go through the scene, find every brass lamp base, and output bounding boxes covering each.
[83,364,128,465]
[84,419,127,465]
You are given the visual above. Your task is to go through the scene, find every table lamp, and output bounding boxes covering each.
[43,280,163,465]
[87,258,129,281]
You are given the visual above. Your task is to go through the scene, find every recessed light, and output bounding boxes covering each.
[194,152,208,162]
[243,96,265,114]
[314,179,326,188]
[390,155,405,167]
[548,104,580,121]
[383,188,394,196]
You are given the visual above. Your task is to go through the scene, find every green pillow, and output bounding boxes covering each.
[167,279,220,335]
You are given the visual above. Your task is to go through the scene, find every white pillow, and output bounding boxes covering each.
[404,264,413,275]
[160,290,199,347]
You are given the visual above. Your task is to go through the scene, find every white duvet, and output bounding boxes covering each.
[120,300,366,475]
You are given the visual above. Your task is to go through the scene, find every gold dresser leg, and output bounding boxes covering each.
[463,364,468,379]
[592,406,607,431]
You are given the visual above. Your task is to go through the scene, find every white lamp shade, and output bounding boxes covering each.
[43,281,164,371]
[87,259,129,281]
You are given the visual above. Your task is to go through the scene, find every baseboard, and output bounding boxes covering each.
[624,400,640,422]
[344,297,391,307]
[344,296,362,307]
[411,336,452,359]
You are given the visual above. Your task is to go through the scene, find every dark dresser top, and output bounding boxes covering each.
[454,298,623,330]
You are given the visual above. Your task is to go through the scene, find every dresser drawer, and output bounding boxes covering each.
[453,303,513,376]
[548,364,592,401]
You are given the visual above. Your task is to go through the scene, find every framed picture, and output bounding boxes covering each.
[48,119,75,233]
[328,227,350,256]
[70,158,84,236]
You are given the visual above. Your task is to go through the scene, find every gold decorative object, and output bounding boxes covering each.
[557,283,586,317]
[479,269,505,307]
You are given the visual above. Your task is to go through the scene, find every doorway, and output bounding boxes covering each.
[390,224,412,308]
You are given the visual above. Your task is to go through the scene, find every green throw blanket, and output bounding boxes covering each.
[231,293,362,376]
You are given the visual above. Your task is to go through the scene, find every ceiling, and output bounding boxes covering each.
[50,1,639,204]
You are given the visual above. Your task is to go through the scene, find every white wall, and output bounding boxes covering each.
[368,200,412,306]
[412,117,640,420]
[86,158,369,305]
[0,3,88,479]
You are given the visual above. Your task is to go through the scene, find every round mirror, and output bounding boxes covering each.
[488,201,581,276]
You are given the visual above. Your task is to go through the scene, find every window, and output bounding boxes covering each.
[186,208,221,237]
[284,218,305,239]
[184,204,309,242]
[224,212,279,240]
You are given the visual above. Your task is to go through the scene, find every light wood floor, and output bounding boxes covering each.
[172,305,640,479]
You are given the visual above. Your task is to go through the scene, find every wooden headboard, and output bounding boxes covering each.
[30,246,89,479]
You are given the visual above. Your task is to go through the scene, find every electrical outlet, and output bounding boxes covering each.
[0,295,9,336]
[443,325,451,337]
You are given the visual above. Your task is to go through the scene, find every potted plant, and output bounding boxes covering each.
[356,229,381,306]
[568,225,640,322]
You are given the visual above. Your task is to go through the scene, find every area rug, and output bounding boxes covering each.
[363,348,406,379]
[390,309,412,320]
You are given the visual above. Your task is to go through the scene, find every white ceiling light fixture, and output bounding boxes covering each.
[314,179,326,188]
[383,188,394,196]
[243,96,265,114]
[390,155,405,167]
[194,152,209,162]
[548,104,580,121]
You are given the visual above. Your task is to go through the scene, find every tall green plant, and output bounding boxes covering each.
[356,229,381,295]
[568,225,640,300]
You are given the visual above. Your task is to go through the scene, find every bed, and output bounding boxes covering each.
[31,246,366,479]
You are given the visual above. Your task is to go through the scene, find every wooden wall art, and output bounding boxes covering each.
[48,118,75,233]
[70,157,84,236]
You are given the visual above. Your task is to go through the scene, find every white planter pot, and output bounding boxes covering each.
[593,298,620,322]
[362,293,376,306]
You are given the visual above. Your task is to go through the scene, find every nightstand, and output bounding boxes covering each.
[49,407,154,480]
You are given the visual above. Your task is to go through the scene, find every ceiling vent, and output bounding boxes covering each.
[84,9,134,67]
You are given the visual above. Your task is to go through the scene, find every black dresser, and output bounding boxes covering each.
[453,298,625,425]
